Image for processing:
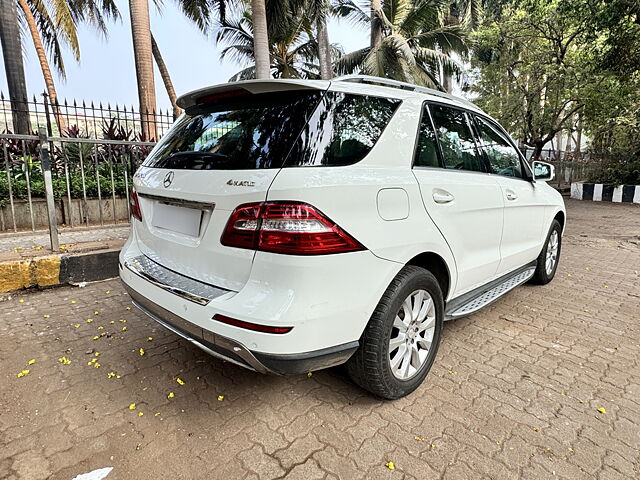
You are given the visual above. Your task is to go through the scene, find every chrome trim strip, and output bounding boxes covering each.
[138,193,215,211]
[124,255,229,305]
[123,284,272,374]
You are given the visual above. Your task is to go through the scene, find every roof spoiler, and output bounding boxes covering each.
[176,79,330,109]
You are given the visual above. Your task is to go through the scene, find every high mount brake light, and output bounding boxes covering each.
[129,189,142,222]
[221,202,365,255]
[195,89,250,105]
[213,314,292,334]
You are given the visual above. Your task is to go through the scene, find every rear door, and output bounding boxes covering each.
[412,103,504,296]
[471,115,546,275]
[131,85,328,291]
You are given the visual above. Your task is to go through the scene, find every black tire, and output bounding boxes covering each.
[530,219,562,285]
[346,266,444,400]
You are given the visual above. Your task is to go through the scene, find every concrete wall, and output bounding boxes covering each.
[0,196,130,231]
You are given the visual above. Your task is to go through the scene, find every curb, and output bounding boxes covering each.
[0,249,120,293]
[570,183,640,203]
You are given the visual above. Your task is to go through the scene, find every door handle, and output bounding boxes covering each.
[433,190,454,204]
[506,190,518,201]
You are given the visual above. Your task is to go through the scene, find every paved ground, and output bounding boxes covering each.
[0,225,129,254]
[1,198,639,480]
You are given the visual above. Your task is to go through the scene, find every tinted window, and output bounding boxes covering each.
[474,116,523,178]
[429,104,486,173]
[413,106,441,168]
[286,92,401,167]
[143,91,323,170]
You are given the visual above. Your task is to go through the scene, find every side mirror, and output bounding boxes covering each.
[532,161,554,182]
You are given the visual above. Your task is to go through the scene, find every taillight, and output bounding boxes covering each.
[221,202,365,255]
[129,189,142,222]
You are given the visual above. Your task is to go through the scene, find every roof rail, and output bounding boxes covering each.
[333,74,477,108]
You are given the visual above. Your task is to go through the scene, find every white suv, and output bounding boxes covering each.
[120,75,565,399]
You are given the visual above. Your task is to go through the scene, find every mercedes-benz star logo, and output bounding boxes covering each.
[163,171,174,188]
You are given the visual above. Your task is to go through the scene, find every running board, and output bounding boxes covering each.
[445,265,536,319]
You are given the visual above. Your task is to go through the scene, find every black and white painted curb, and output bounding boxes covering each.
[571,183,640,203]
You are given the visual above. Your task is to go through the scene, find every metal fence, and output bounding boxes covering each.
[0,130,154,243]
[1,92,175,140]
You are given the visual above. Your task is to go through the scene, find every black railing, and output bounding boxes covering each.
[0,92,175,141]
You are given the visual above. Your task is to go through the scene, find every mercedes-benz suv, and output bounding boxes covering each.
[119,75,565,399]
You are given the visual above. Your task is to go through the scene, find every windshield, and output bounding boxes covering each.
[142,90,401,170]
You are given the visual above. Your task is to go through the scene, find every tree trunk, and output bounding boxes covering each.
[575,118,582,154]
[151,33,182,119]
[0,0,30,133]
[129,0,158,141]
[251,0,270,79]
[370,0,382,48]
[316,15,332,80]
[17,0,67,135]
[532,141,545,162]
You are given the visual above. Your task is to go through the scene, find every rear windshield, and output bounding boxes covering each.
[142,90,401,170]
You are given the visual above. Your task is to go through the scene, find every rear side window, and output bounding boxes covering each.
[474,116,523,178]
[142,91,400,170]
[413,105,441,168]
[286,92,401,167]
[429,104,486,173]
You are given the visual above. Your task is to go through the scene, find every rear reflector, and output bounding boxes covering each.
[221,202,365,255]
[213,314,292,334]
[130,189,142,222]
[196,89,250,105]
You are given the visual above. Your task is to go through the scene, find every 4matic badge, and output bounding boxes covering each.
[226,179,256,187]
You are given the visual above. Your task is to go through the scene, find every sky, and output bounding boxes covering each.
[0,1,369,110]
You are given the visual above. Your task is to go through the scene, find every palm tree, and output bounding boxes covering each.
[129,0,157,141]
[151,34,182,119]
[216,6,325,80]
[251,0,271,78]
[11,0,119,134]
[0,0,30,133]
[334,0,469,89]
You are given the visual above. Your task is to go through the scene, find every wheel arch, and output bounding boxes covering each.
[406,252,451,300]
[554,210,565,232]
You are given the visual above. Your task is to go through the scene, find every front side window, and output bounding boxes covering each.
[474,116,523,178]
[429,104,486,173]
[413,105,441,168]
[286,92,401,167]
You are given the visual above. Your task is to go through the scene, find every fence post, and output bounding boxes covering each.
[38,127,59,252]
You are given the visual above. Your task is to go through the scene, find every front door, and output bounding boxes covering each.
[472,115,546,275]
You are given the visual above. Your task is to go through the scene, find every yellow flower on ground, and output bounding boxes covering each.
[110,321,115,324]
[27,359,36,365]
[18,299,25,303]
[71,300,77,304]
[97,326,104,330]
[155,412,161,417]
[119,319,127,323]
[217,395,224,401]
[385,461,395,471]
[87,318,93,323]
[92,335,99,340]
[16,369,30,377]
[107,372,116,378]
[121,327,127,332]
[414,436,424,442]
[167,392,175,399]
[307,371,312,377]
[58,357,71,365]
[95,352,100,357]
[139,348,145,356]
[74,324,80,328]
[126,306,131,310]
[597,407,607,414]
[94,311,99,315]
[106,290,110,294]
[43,314,50,318]
[176,378,185,386]
[129,403,136,410]
[147,337,153,341]
[93,362,101,369]
[138,411,144,416]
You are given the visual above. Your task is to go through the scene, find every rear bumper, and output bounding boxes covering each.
[123,278,359,375]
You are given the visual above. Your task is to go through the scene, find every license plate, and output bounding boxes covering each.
[152,202,203,237]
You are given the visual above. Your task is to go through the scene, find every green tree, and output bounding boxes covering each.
[471,1,597,160]
[216,4,329,80]
[333,0,469,89]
